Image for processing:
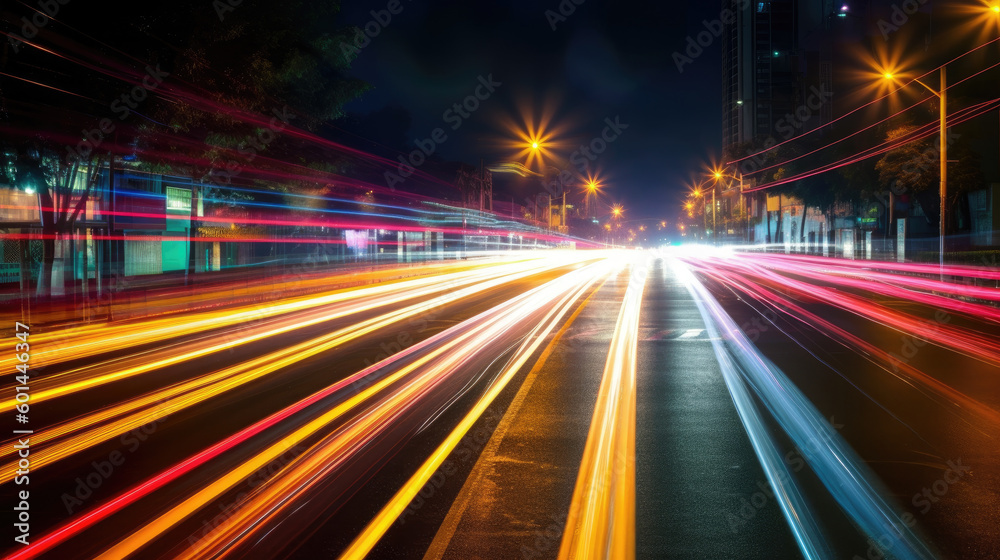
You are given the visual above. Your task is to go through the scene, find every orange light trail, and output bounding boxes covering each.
[558,257,646,560]
[92,256,618,559]
[0,254,595,482]
[336,258,624,560]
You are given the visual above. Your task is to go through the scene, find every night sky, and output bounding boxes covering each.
[339,1,724,221]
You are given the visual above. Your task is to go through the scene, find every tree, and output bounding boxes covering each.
[875,124,983,233]
[1,0,369,295]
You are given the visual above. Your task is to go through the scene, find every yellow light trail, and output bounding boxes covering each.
[558,257,646,560]
[0,257,537,374]
[93,257,618,559]
[0,256,597,481]
[335,258,621,560]
[0,256,567,413]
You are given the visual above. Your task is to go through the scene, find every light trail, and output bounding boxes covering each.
[293,261,621,560]
[747,254,1000,307]
[694,255,1000,368]
[9,255,616,560]
[672,258,831,560]
[0,254,597,481]
[673,257,938,560]
[0,259,514,371]
[682,258,1000,431]
[558,257,646,560]
[749,252,1000,282]
[0,256,561,407]
[97,258,616,559]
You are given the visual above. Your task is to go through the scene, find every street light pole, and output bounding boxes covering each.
[562,187,567,231]
[712,186,717,245]
[885,69,948,274]
[939,67,947,274]
[740,174,749,244]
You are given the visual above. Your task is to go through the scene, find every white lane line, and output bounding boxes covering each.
[677,329,704,339]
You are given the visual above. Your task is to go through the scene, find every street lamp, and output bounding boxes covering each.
[883,69,948,272]
[689,178,718,243]
[711,167,746,243]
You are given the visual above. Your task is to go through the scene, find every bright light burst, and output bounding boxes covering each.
[494,95,573,173]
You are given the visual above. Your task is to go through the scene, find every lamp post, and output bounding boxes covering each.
[585,180,599,219]
[883,69,947,273]
[712,168,745,244]
[611,204,623,247]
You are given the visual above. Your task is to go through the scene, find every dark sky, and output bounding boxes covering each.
[339,0,724,221]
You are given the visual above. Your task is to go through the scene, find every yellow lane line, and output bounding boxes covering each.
[558,259,646,560]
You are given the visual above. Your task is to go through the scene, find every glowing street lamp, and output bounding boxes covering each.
[612,205,623,218]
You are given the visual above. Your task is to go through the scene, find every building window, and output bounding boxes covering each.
[166,186,192,213]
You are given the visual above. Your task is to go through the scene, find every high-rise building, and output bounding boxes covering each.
[721,0,873,157]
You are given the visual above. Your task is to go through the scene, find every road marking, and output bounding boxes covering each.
[677,328,703,339]
[421,278,609,560]
[558,260,646,560]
